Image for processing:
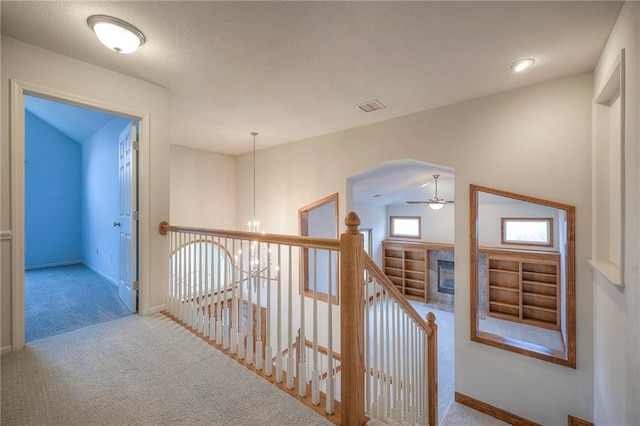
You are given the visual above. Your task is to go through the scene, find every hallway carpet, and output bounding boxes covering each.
[2,314,333,426]
[25,264,131,342]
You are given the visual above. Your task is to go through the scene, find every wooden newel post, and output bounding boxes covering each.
[426,312,438,426]
[158,221,169,236]
[340,212,366,426]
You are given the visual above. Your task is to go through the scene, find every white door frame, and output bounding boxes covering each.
[10,79,151,351]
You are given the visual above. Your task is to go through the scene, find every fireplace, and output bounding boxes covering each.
[437,260,454,295]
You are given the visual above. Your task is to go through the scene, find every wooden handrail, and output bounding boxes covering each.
[304,338,342,362]
[364,255,432,337]
[278,339,343,363]
[159,221,340,251]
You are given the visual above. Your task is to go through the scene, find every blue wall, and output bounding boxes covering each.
[81,118,130,285]
[25,111,82,268]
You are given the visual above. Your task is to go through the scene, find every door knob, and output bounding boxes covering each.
[113,222,121,227]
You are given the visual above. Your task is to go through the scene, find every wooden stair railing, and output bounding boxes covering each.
[158,212,438,426]
[364,255,438,426]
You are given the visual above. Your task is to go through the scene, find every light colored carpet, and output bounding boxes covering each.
[479,316,564,352]
[25,264,131,342]
[441,402,509,425]
[1,314,333,426]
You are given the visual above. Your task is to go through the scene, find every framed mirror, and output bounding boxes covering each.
[470,185,576,368]
[299,193,339,303]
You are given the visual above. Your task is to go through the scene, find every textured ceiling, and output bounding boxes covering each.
[1,1,623,156]
[351,160,454,207]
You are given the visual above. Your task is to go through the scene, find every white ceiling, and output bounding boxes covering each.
[25,95,124,144]
[1,1,623,156]
[351,160,454,207]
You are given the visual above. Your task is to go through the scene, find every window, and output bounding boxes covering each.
[171,240,233,298]
[501,218,552,247]
[390,216,421,239]
[299,193,339,303]
[360,228,373,256]
[360,228,373,283]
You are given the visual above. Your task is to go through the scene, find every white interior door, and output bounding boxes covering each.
[118,122,138,312]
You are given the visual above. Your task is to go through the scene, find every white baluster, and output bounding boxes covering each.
[393,301,402,422]
[256,243,263,371]
[237,243,245,360]
[167,231,173,315]
[197,238,206,334]
[286,246,294,390]
[326,251,334,415]
[203,238,210,337]
[179,233,184,322]
[372,285,379,419]
[246,239,254,365]
[230,239,238,354]
[186,233,193,327]
[298,244,306,398]
[264,243,273,376]
[275,244,283,383]
[382,292,389,419]
[311,249,319,405]
[223,237,230,350]
[216,236,223,345]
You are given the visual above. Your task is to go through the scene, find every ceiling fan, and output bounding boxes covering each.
[406,174,454,210]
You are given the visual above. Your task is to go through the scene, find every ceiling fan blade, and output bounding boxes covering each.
[406,200,430,204]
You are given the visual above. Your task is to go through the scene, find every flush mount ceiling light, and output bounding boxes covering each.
[511,58,535,73]
[87,15,145,54]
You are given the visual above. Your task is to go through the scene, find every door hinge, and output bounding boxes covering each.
[133,211,139,220]
[133,281,139,291]
[133,141,140,151]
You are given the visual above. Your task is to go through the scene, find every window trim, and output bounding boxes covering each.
[390,216,422,239]
[501,217,553,247]
[360,228,373,283]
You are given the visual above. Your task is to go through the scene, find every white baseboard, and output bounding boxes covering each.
[148,304,166,315]
[25,260,82,270]
[83,263,119,287]
[1,345,13,356]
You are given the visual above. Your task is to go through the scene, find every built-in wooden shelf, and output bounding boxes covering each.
[481,247,561,330]
[382,240,454,303]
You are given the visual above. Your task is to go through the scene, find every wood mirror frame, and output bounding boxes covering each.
[470,184,576,368]
[299,193,339,303]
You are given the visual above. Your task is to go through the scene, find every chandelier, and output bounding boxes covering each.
[235,132,278,290]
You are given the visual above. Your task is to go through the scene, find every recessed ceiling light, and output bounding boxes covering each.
[511,58,535,73]
[87,15,145,54]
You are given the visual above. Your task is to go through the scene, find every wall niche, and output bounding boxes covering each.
[589,48,625,288]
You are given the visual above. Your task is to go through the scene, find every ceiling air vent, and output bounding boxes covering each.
[357,100,386,113]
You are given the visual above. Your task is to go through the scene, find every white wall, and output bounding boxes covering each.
[592,3,640,425]
[170,145,236,229]
[477,202,560,251]
[1,37,171,351]
[235,73,594,424]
